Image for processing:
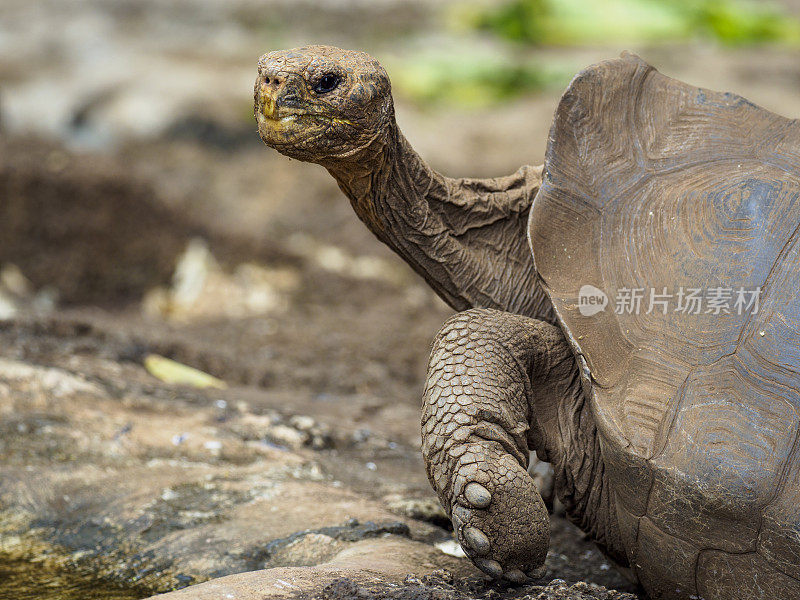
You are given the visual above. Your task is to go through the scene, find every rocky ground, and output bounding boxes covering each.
[0,134,637,599]
[0,135,629,598]
[1,1,800,598]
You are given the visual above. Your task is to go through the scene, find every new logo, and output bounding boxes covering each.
[578,285,608,317]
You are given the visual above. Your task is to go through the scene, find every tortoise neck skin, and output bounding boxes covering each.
[323,112,554,320]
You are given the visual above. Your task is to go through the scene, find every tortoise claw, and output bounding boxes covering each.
[474,558,503,579]
[464,482,492,508]
[462,525,490,556]
[504,568,529,584]
[526,564,547,579]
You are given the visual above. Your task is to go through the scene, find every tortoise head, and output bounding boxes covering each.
[255,45,393,164]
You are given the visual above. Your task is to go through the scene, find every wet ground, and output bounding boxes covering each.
[2,0,800,598]
[0,559,146,600]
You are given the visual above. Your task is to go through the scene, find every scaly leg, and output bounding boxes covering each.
[422,308,574,583]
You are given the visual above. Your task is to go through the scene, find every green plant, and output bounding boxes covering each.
[466,0,800,46]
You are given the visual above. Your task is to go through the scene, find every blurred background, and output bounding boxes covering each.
[1,1,800,597]
[3,0,800,496]
[2,0,800,395]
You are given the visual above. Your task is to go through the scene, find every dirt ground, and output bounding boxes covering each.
[1,0,800,598]
[0,130,638,598]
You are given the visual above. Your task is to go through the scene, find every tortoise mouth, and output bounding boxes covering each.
[256,110,308,144]
[256,110,297,127]
[255,110,342,161]
[256,108,359,150]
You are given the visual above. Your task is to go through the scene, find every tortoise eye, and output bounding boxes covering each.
[313,73,341,94]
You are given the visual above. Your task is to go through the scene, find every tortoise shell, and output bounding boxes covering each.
[529,53,800,599]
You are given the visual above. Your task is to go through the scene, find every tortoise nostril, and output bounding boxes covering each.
[264,77,270,84]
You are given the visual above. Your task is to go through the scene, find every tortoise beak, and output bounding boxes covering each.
[256,79,279,121]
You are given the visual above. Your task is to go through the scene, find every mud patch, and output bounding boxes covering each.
[0,138,190,305]
[0,138,295,307]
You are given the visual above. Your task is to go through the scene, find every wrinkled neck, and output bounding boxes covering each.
[326,120,443,245]
[325,116,553,320]
[325,120,461,305]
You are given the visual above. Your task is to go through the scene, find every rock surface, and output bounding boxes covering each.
[0,311,637,598]
[149,558,638,600]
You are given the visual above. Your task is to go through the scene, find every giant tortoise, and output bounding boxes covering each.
[254,47,800,600]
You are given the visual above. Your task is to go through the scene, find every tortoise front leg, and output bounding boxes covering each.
[422,308,572,583]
